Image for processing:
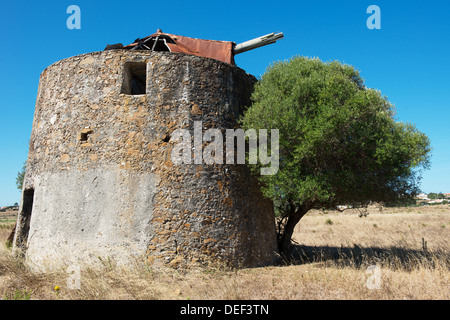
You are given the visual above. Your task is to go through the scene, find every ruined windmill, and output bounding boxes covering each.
[12,30,284,270]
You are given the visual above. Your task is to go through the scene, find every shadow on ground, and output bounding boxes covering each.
[284,244,450,270]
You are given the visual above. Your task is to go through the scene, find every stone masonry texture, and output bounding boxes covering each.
[12,50,278,270]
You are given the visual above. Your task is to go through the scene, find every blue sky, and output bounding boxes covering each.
[0,0,449,206]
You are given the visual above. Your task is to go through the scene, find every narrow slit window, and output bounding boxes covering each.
[122,62,147,95]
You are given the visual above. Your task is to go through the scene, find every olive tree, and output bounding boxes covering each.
[241,56,431,256]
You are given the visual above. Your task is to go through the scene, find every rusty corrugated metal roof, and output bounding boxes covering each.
[121,30,235,65]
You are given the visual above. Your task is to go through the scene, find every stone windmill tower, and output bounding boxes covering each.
[12,30,283,270]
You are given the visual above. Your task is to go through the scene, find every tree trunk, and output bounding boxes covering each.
[277,203,312,258]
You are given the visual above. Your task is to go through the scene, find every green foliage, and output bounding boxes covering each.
[241,56,431,210]
[427,192,445,199]
[5,240,13,249]
[16,161,26,191]
[3,289,32,300]
[240,56,431,251]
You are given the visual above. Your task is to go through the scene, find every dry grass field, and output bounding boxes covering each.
[0,205,448,300]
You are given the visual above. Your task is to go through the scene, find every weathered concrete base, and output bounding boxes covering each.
[23,169,159,270]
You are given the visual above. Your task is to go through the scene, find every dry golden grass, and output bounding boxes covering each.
[0,205,448,300]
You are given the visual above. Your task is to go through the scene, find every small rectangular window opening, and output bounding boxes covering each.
[78,128,93,144]
[122,62,147,95]
[80,132,89,142]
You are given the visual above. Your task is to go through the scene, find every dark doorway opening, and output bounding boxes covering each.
[15,188,34,250]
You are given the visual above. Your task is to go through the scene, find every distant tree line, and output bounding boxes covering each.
[427,192,446,199]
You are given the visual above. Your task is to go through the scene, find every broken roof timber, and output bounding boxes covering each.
[104,30,284,65]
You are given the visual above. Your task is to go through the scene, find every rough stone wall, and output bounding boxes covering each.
[13,50,278,269]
